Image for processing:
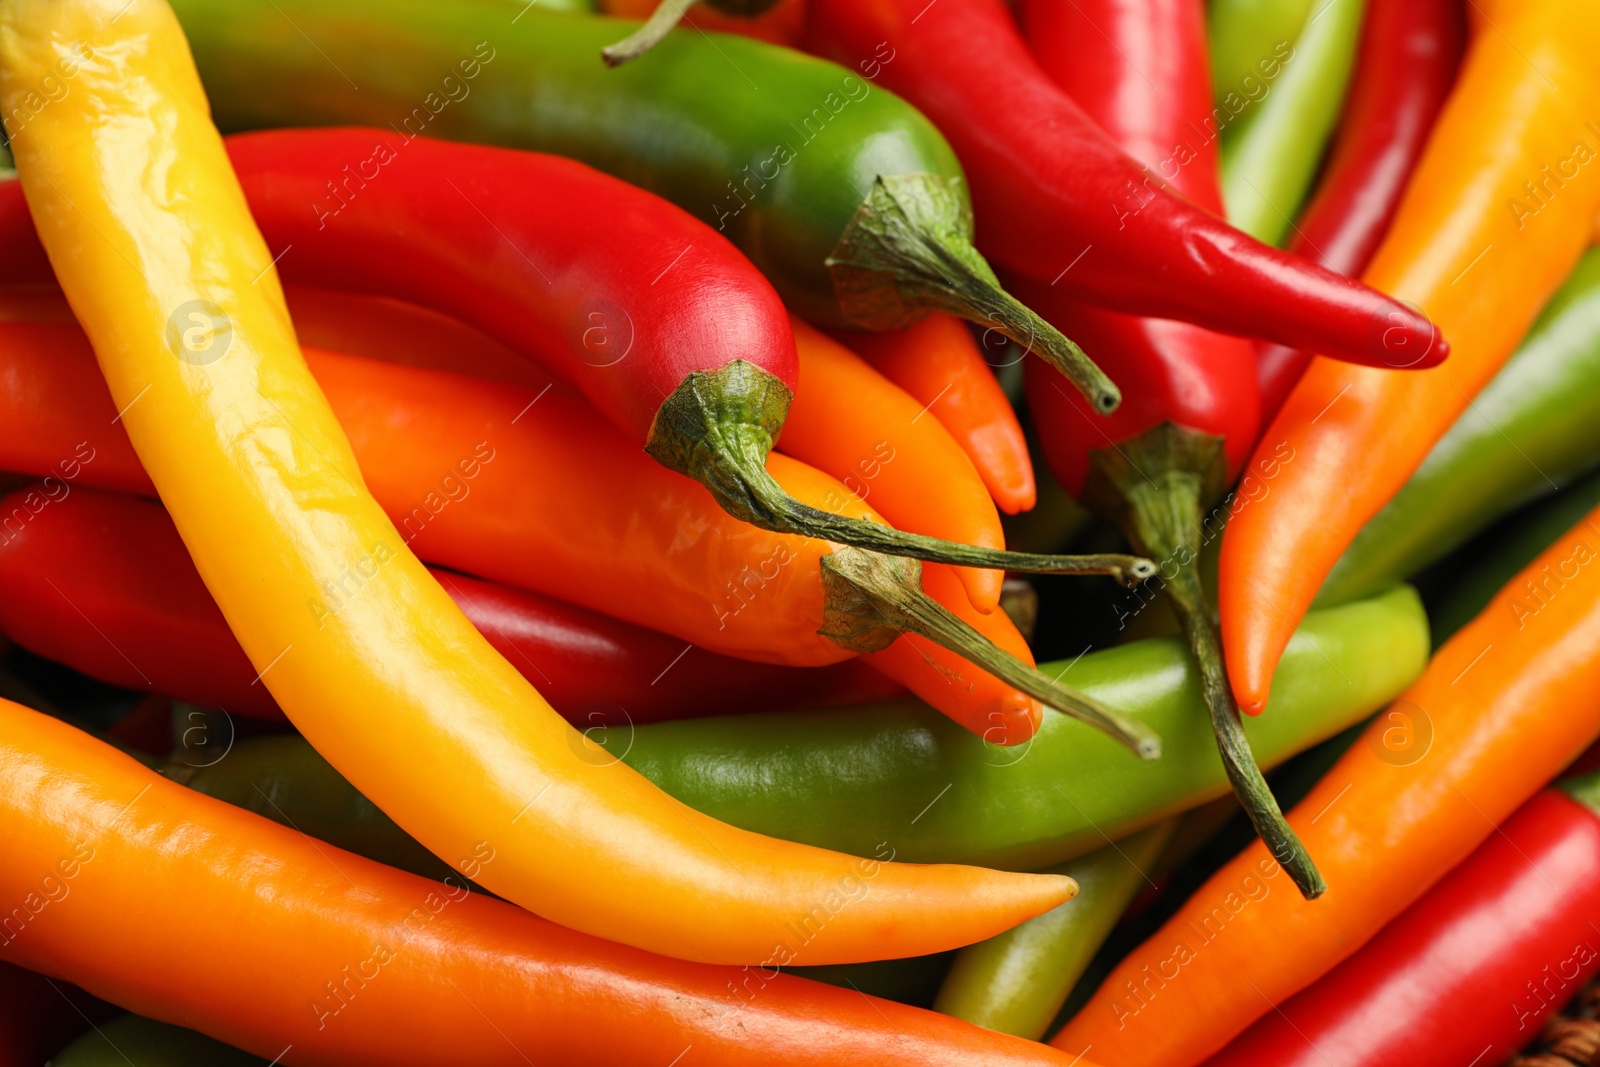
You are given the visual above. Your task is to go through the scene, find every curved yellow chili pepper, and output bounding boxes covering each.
[0,0,1073,965]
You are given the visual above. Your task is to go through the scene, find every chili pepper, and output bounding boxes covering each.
[1056,503,1600,1065]
[1321,247,1600,607]
[1206,772,1600,1067]
[0,696,1104,1067]
[1434,468,1600,645]
[599,0,803,64]
[1013,0,1323,894]
[0,319,1148,751]
[802,0,1448,373]
[151,587,1422,882]
[0,486,900,724]
[1220,0,1600,714]
[934,823,1175,1041]
[831,312,1036,515]
[1219,0,1369,246]
[1254,0,1466,416]
[1208,0,1313,110]
[164,0,1113,411]
[783,317,1004,612]
[620,586,1425,868]
[0,131,1122,585]
[53,1015,268,1066]
[0,0,1074,965]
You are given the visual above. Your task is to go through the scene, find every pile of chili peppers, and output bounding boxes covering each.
[1,0,1599,1063]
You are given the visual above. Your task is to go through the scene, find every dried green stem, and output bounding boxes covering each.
[600,0,696,67]
[1084,423,1324,899]
[646,362,1154,584]
[818,547,1161,759]
[828,174,1119,413]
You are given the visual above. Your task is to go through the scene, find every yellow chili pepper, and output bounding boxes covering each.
[0,0,1074,966]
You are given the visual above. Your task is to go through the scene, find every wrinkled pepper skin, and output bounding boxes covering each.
[1204,785,1600,1067]
[1321,247,1600,605]
[802,0,1449,371]
[0,697,1098,1067]
[0,0,1069,966]
[1220,0,1600,713]
[619,588,1426,870]
[1255,0,1466,415]
[0,486,897,722]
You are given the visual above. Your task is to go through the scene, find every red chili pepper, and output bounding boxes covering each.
[1204,776,1600,1067]
[0,130,1118,583]
[0,486,900,724]
[801,0,1449,373]
[1013,0,1318,895]
[1255,0,1468,417]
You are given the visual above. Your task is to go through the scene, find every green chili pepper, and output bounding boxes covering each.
[1209,0,1315,110]
[1321,247,1600,605]
[932,822,1174,1040]
[163,731,453,883]
[52,1015,267,1066]
[1221,0,1368,245]
[621,585,1425,870]
[176,590,1424,878]
[165,0,1099,392]
[1432,468,1600,645]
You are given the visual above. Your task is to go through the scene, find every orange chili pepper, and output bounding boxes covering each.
[0,317,1120,747]
[1220,0,1600,713]
[781,317,1005,614]
[0,695,1104,1066]
[832,313,1036,515]
[1054,502,1600,1066]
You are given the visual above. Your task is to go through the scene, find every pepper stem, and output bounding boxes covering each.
[600,0,697,67]
[1083,423,1325,899]
[646,361,1156,584]
[818,546,1161,759]
[828,174,1120,414]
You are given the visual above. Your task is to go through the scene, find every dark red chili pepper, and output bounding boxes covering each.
[1012,0,1318,897]
[1204,773,1600,1067]
[0,129,1124,583]
[1255,0,1467,416]
[802,0,1449,373]
[0,486,899,724]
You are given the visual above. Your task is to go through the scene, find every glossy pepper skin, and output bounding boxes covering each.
[0,486,900,723]
[1204,780,1600,1067]
[1219,0,1368,245]
[802,0,1448,372]
[0,319,1095,747]
[1220,0,1600,714]
[0,698,1099,1067]
[935,823,1176,1041]
[1014,0,1325,895]
[1321,247,1600,606]
[1058,499,1600,1066]
[1207,0,1312,109]
[163,0,1112,409]
[832,313,1036,515]
[619,588,1426,870]
[0,131,1091,582]
[0,0,1072,965]
[1255,0,1466,415]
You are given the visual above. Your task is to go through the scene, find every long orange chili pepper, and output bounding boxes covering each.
[1054,505,1600,1065]
[1220,0,1600,713]
[832,313,1037,515]
[0,0,1076,964]
[782,317,1005,614]
[0,696,1104,1067]
[0,317,1107,746]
